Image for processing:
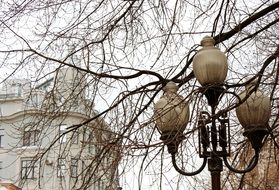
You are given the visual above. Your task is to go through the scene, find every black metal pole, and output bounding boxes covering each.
[208,157,223,190]
[211,170,221,190]
[208,102,222,190]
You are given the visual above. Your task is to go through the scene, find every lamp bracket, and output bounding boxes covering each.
[223,150,259,173]
[171,153,207,176]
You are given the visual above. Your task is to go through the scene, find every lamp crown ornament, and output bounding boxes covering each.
[163,81,178,93]
[201,35,215,47]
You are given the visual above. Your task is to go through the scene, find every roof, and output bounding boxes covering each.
[0,183,21,190]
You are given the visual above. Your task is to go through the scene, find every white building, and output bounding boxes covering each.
[0,67,121,190]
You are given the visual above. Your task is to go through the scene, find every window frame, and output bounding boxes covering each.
[81,160,86,179]
[0,135,3,148]
[70,158,78,178]
[22,127,40,146]
[83,127,95,142]
[21,159,36,179]
[0,129,4,148]
[59,124,67,143]
[83,127,96,154]
[71,129,79,144]
[57,158,66,177]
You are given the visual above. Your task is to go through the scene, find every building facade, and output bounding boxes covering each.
[0,68,120,190]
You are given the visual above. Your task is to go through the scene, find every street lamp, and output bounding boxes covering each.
[154,36,271,190]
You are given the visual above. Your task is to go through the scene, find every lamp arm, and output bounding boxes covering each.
[223,151,259,173]
[171,153,207,176]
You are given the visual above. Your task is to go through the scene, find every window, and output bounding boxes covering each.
[81,160,87,178]
[25,91,43,108]
[83,127,95,154]
[0,135,3,148]
[11,83,22,96]
[23,127,40,146]
[70,158,78,178]
[21,159,36,179]
[57,158,66,177]
[104,156,109,166]
[59,124,67,143]
[0,129,4,148]
[88,144,95,154]
[83,127,94,142]
[71,130,79,144]
[95,180,105,190]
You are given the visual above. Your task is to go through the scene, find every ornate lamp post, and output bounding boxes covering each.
[154,36,271,190]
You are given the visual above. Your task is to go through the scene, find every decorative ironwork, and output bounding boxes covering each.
[198,110,230,158]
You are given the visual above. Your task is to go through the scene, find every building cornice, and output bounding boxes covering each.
[0,109,91,121]
[0,97,24,102]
